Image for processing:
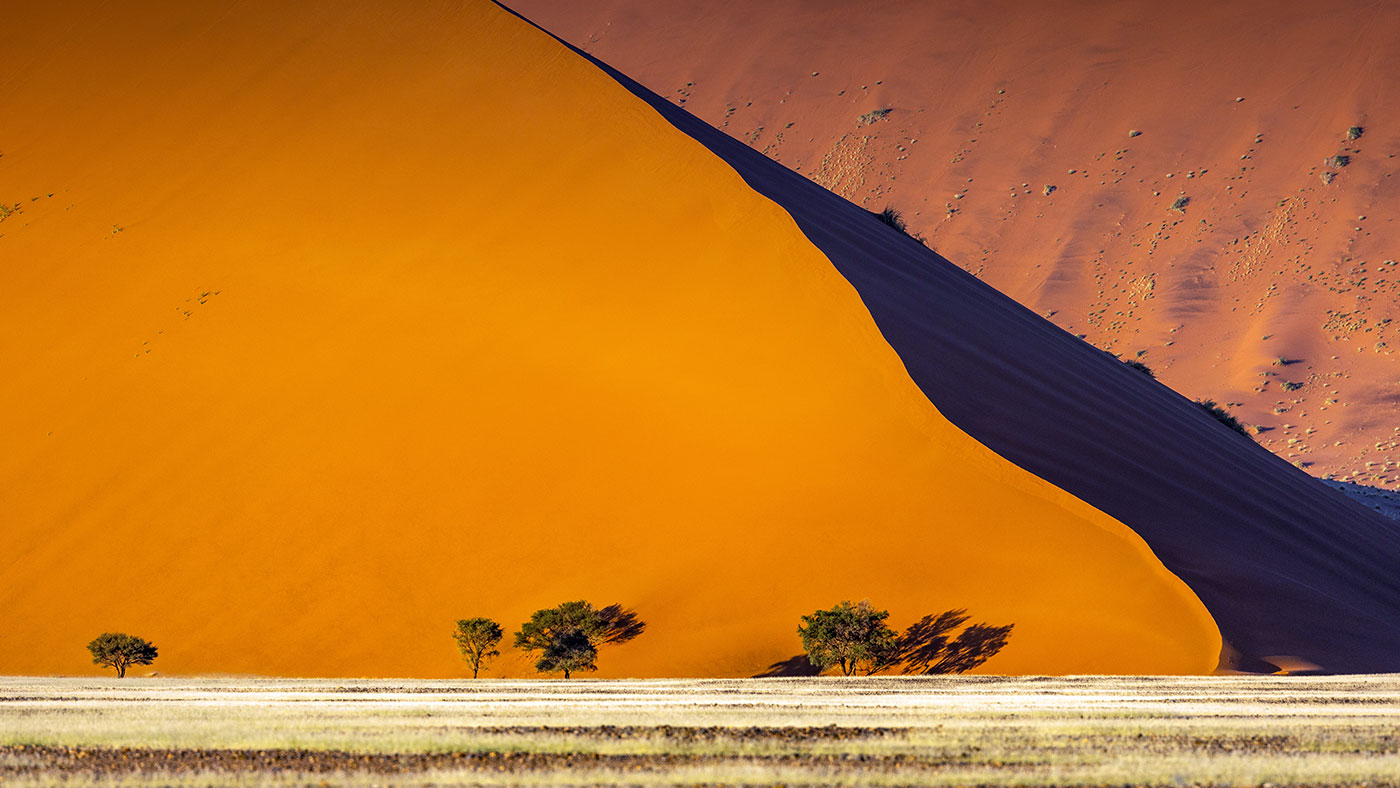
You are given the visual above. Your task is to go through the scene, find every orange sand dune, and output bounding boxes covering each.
[0,1,1217,676]
[511,0,1400,492]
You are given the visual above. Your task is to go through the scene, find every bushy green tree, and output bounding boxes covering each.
[86,632,158,678]
[452,617,503,678]
[514,600,645,678]
[536,628,596,678]
[797,600,900,676]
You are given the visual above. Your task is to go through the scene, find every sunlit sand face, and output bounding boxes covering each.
[0,0,1217,677]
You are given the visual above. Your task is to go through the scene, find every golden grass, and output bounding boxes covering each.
[2,675,1399,785]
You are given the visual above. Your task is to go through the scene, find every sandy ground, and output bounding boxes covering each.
[510,0,1400,492]
[3,676,1400,785]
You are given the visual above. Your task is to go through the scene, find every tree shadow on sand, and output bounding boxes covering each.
[596,604,647,645]
[899,609,1013,674]
[753,654,821,677]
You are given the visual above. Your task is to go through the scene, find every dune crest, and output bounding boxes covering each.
[511,0,1400,493]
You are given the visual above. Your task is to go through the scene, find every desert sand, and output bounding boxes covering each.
[512,0,1400,493]
[0,1,1220,677]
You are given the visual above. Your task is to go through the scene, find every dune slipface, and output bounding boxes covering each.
[0,0,1222,677]
[512,0,1400,496]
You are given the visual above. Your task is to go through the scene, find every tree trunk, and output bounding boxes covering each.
[563,669,570,679]
[116,664,126,678]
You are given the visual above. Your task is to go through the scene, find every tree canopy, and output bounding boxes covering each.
[452,617,504,679]
[797,600,901,676]
[513,600,645,678]
[86,632,158,678]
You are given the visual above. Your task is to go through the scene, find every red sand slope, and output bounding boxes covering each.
[511,0,1400,493]
[513,6,1400,672]
[0,1,1218,677]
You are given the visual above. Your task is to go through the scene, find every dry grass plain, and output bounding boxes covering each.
[2,676,1399,786]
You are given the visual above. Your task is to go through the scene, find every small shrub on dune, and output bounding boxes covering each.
[873,206,928,245]
[1169,195,1190,212]
[859,107,892,125]
[1197,399,1252,439]
[876,206,908,232]
[1123,359,1155,378]
[1324,154,1351,168]
[1346,126,1364,141]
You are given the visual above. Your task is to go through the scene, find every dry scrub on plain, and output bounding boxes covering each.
[2,675,1400,785]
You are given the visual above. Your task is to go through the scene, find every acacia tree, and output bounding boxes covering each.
[797,600,900,676]
[513,600,646,678]
[86,632,158,678]
[452,617,504,679]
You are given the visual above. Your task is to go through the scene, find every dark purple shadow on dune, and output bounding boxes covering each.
[754,654,821,678]
[499,3,1400,672]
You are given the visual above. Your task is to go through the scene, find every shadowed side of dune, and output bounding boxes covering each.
[502,4,1400,671]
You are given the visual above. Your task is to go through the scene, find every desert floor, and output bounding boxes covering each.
[2,675,1398,786]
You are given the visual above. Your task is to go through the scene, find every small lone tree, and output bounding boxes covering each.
[514,600,645,678]
[86,632,157,678]
[797,600,900,676]
[452,617,503,679]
